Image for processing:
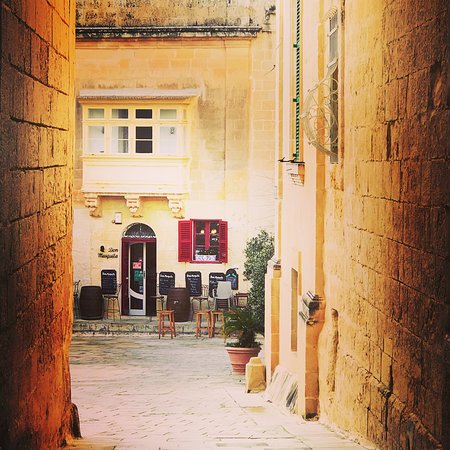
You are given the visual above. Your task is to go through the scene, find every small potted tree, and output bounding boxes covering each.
[224,230,274,374]
[223,307,263,374]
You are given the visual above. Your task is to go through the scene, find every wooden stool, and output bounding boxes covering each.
[210,311,225,340]
[158,310,176,339]
[195,311,211,338]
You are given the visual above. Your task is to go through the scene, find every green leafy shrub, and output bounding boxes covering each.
[243,229,274,333]
[223,307,263,348]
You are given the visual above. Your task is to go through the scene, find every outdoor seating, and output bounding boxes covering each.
[195,310,211,338]
[209,281,233,340]
[213,281,234,310]
[210,310,226,340]
[104,283,122,321]
[234,292,248,308]
[158,310,176,339]
[191,284,210,319]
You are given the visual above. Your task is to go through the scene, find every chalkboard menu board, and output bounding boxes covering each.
[159,272,175,295]
[226,269,239,290]
[208,272,226,297]
[101,269,117,294]
[185,271,202,296]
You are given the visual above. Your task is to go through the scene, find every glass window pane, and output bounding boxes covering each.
[160,126,177,154]
[87,126,104,153]
[112,108,128,119]
[136,127,152,139]
[136,141,153,153]
[88,126,104,139]
[160,109,177,119]
[111,126,128,139]
[194,221,206,259]
[88,108,104,119]
[136,109,152,119]
[111,126,129,153]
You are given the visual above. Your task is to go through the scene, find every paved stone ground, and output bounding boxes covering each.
[67,335,374,450]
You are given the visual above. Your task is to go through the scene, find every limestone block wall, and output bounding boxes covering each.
[73,4,276,288]
[0,1,76,448]
[76,0,266,28]
[319,1,449,449]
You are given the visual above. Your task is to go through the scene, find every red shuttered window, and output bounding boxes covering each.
[178,220,192,262]
[178,219,228,263]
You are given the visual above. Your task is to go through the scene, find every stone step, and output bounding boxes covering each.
[73,317,217,336]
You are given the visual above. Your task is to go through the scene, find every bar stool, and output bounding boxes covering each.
[104,284,121,321]
[210,310,225,340]
[158,310,176,339]
[195,310,211,338]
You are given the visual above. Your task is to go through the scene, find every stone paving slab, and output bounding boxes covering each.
[67,335,374,450]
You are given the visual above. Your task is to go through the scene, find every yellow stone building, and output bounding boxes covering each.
[73,1,277,316]
[268,0,448,449]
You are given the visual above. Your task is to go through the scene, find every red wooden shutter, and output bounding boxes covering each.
[178,220,192,262]
[218,220,228,263]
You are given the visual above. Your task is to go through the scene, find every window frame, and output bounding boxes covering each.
[178,219,228,264]
[327,11,339,162]
[82,104,187,156]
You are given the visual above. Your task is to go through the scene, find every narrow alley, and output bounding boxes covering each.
[68,335,371,450]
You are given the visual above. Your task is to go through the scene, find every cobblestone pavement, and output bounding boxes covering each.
[68,335,373,450]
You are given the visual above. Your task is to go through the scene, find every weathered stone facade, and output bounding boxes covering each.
[76,0,262,28]
[0,1,76,448]
[270,0,449,449]
[321,2,448,449]
[72,0,276,302]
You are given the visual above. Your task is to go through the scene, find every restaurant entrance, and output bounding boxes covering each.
[121,223,157,316]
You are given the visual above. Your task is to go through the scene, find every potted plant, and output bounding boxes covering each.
[223,306,263,374]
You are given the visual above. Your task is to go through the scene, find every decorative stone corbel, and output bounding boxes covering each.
[167,196,184,218]
[84,194,101,217]
[125,195,143,217]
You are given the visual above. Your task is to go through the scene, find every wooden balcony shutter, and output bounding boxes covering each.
[218,220,228,263]
[178,220,192,262]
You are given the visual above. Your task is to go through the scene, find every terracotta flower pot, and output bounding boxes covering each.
[226,347,260,374]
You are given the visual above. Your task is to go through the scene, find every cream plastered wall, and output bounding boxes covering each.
[270,0,322,387]
[73,34,276,291]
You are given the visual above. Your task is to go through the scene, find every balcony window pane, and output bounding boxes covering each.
[136,141,153,153]
[111,126,129,153]
[88,108,104,119]
[136,109,152,119]
[136,126,152,153]
[136,127,152,139]
[87,126,104,153]
[112,108,128,119]
[160,109,177,119]
[160,126,177,154]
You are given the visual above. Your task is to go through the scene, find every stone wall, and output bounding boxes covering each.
[319,1,449,449]
[0,1,76,448]
[73,1,276,289]
[76,0,267,28]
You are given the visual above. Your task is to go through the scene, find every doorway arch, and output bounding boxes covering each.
[121,223,157,316]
